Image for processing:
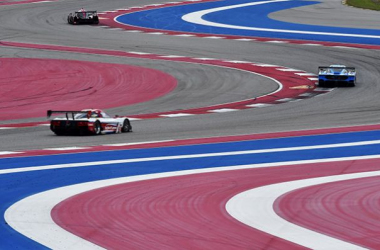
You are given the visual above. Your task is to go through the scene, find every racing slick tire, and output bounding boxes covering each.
[122,119,132,132]
[94,121,102,135]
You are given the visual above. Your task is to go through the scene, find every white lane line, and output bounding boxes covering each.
[223,60,252,63]
[3,140,380,175]
[5,156,380,249]
[208,108,239,113]
[276,68,302,72]
[0,151,22,155]
[226,171,376,249]
[246,103,273,108]
[203,36,225,39]
[254,63,279,67]
[159,55,186,58]
[295,73,316,76]
[265,40,288,43]
[234,38,255,41]
[159,113,194,118]
[174,34,196,37]
[182,0,380,40]
[302,43,323,46]
[127,51,151,55]
[43,147,90,151]
[0,127,15,129]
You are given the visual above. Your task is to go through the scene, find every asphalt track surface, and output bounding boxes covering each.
[2,0,380,249]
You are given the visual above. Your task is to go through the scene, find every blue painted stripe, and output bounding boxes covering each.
[2,130,380,248]
[1,130,380,169]
[115,0,380,45]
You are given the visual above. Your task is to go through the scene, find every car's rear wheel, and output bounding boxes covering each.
[122,119,132,132]
[94,121,102,135]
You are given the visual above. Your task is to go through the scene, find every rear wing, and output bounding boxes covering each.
[318,66,356,75]
[47,110,90,120]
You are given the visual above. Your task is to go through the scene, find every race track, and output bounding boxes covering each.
[1,0,380,249]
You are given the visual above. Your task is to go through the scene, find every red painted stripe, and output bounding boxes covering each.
[3,123,380,158]
[0,42,317,124]
[0,58,176,120]
[275,176,380,249]
[51,159,380,249]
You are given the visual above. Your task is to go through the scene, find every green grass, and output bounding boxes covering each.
[346,0,380,11]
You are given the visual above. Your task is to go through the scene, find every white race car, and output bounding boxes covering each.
[48,109,132,135]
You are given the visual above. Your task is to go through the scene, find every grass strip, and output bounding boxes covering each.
[346,0,380,11]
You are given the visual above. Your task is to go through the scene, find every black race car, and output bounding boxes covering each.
[67,10,99,25]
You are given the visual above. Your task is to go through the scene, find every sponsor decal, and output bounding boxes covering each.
[104,125,117,131]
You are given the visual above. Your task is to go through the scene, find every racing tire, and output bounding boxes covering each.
[94,121,102,135]
[53,131,64,136]
[122,119,132,132]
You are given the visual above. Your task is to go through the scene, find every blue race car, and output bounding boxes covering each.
[318,65,356,87]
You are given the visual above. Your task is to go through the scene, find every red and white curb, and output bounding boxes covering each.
[96,0,380,50]
[0,41,331,130]
[2,123,380,159]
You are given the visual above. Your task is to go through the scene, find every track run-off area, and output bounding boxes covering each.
[2,0,380,249]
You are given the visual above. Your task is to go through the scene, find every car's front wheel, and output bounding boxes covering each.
[122,119,132,132]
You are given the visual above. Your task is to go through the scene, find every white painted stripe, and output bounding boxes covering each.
[193,57,216,60]
[266,40,288,43]
[146,32,165,35]
[295,73,316,76]
[43,147,89,151]
[226,171,375,249]
[208,108,239,113]
[302,43,323,46]
[124,30,143,33]
[174,34,195,37]
[0,151,21,155]
[0,127,15,130]
[159,55,185,58]
[308,77,319,80]
[127,51,151,55]
[276,68,302,72]
[5,156,380,249]
[160,113,194,118]
[254,63,279,67]
[276,98,296,102]
[234,38,255,41]
[246,103,272,108]
[314,87,334,91]
[223,60,252,64]
[145,4,164,6]
[203,36,225,39]
[3,140,380,175]
[332,46,357,49]
[182,0,380,40]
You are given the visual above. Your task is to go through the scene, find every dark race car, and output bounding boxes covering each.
[318,65,356,87]
[48,109,132,135]
[67,10,99,25]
